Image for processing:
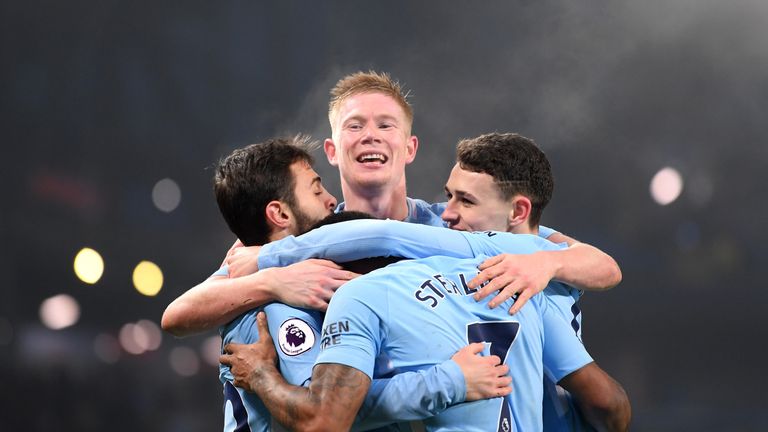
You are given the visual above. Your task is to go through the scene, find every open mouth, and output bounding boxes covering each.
[356,153,388,164]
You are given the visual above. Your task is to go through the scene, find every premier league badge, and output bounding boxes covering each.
[278,318,315,356]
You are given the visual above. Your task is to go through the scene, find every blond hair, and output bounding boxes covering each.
[328,71,413,133]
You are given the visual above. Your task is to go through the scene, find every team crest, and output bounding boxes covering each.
[277,318,315,356]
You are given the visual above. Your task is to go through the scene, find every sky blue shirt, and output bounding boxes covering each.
[316,251,592,431]
[257,219,580,339]
[257,218,588,431]
[217,265,468,432]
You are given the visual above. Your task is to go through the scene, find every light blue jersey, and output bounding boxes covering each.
[317,252,593,432]
[258,219,580,336]
[257,219,587,431]
[336,197,446,227]
[218,266,468,432]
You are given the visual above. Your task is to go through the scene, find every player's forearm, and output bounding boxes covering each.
[161,274,274,337]
[258,219,473,269]
[544,241,622,291]
[574,379,631,432]
[559,363,631,432]
[353,360,465,430]
[255,363,368,432]
[579,397,631,432]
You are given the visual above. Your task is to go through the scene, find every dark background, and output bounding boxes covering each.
[2,1,766,430]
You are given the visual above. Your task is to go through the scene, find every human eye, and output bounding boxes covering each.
[346,122,362,131]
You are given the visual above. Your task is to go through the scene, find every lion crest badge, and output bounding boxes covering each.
[277,318,315,356]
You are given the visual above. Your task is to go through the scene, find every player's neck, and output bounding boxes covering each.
[341,182,409,221]
[268,227,294,243]
[508,223,538,235]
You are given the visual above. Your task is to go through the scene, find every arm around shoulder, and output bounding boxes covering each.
[161,272,275,337]
[558,362,631,432]
[546,232,622,291]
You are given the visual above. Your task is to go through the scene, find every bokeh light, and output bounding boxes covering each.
[119,323,145,355]
[135,319,162,351]
[117,320,163,355]
[73,247,104,284]
[169,347,200,376]
[650,167,684,206]
[39,294,80,330]
[201,335,222,367]
[133,261,163,296]
[152,178,181,212]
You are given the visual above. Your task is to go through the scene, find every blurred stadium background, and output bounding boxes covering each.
[2,1,766,430]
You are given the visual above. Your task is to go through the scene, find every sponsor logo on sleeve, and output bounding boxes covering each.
[277,318,315,356]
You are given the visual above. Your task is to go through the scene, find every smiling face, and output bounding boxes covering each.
[441,163,513,232]
[324,92,418,194]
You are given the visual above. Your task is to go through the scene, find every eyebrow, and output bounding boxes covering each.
[311,176,322,186]
[375,114,399,123]
[342,114,400,125]
[445,186,477,201]
[342,115,366,125]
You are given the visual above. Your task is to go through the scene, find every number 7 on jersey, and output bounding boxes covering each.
[466,321,520,432]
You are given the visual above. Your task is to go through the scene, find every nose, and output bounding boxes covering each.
[441,201,458,226]
[326,193,338,211]
[361,124,380,144]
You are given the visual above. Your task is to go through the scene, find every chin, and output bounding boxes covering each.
[353,174,390,189]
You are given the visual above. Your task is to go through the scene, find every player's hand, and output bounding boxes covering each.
[266,259,359,312]
[220,311,277,393]
[468,252,556,315]
[224,243,262,278]
[451,343,512,401]
[222,239,244,266]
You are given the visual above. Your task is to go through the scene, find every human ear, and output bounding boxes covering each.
[404,135,418,164]
[324,139,339,166]
[265,201,291,230]
[507,196,532,231]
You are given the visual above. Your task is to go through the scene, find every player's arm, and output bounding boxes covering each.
[353,343,511,431]
[256,219,477,270]
[539,297,630,432]
[162,272,267,337]
[469,230,622,314]
[558,363,631,432]
[161,260,355,337]
[223,310,511,430]
[257,361,368,432]
[222,311,368,432]
[545,231,622,291]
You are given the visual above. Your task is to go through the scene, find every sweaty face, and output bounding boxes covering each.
[288,161,337,235]
[325,92,417,193]
[441,163,512,232]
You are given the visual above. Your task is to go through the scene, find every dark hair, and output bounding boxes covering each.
[214,136,315,246]
[456,132,554,227]
[308,210,376,232]
[306,210,402,273]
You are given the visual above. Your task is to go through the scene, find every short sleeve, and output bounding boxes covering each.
[315,284,383,379]
[263,303,324,387]
[538,225,559,239]
[211,265,229,277]
[539,297,593,382]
